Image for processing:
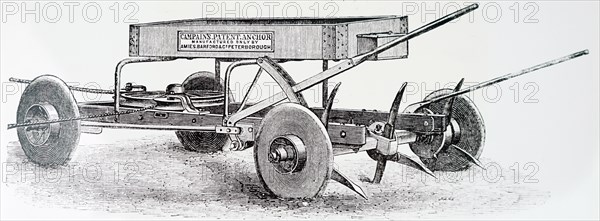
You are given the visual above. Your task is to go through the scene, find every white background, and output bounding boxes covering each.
[1,1,598,219]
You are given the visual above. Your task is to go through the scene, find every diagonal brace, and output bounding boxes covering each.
[256,57,301,104]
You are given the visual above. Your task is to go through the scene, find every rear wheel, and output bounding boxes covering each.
[16,75,81,166]
[254,103,333,198]
[175,71,233,152]
[409,88,485,171]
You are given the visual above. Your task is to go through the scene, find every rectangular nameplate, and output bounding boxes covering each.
[177,31,274,52]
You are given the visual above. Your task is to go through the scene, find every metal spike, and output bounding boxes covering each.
[442,78,464,123]
[383,82,408,138]
[454,78,465,90]
[331,168,368,199]
[451,144,485,169]
[320,82,342,128]
[431,78,465,158]
[372,159,387,184]
[319,83,367,199]
[389,152,436,178]
[372,83,408,184]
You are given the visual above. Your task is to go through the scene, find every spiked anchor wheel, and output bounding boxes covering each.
[16,75,81,166]
[409,88,486,172]
[175,71,233,152]
[254,103,333,198]
[366,83,435,184]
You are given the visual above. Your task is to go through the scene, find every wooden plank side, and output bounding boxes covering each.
[137,25,324,59]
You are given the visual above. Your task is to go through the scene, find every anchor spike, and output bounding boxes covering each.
[372,159,387,184]
[320,82,342,128]
[454,78,465,90]
[451,144,485,169]
[331,168,368,199]
[383,82,408,137]
[370,83,408,184]
[319,83,368,199]
[430,78,465,158]
[390,152,436,178]
[442,78,464,124]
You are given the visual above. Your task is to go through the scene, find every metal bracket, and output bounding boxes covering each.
[372,133,398,156]
[371,130,417,155]
[215,126,241,134]
[236,123,255,142]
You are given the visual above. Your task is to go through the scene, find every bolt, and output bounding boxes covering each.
[230,141,240,150]
[340,131,347,138]
[424,121,429,126]
[192,118,196,123]
[138,115,143,120]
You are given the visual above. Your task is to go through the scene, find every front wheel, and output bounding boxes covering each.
[254,103,333,198]
[16,75,81,166]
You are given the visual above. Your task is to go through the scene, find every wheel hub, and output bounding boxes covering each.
[408,88,486,171]
[447,118,461,145]
[268,135,307,173]
[23,103,60,146]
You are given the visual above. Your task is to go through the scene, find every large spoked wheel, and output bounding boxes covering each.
[409,88,485,171]
[255,103,333,198]
[175,71,233,152]
[16,75,81,166]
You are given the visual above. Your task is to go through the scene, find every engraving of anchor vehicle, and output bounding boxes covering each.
[8,4,589,199]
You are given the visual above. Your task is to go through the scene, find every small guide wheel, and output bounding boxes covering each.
[16,75,81,166]
[409,88,485,171]
[255,103,333,198]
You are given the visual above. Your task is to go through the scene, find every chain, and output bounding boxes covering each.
[8,105,156,130]
[9,77,115,94]
[7,77,160,129]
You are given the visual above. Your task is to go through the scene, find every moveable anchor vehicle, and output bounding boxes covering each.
[8,4,589,199]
